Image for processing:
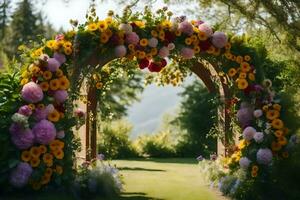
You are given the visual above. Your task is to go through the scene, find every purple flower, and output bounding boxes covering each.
[33,108,48,121]
[53,90,68,104]
[53,52,66,64]
[237,102,253,127]
[158,47,169,58]
[11,129,35,150]
[254,132,264,143]
[114,45,127,58]
[198,23,213,37]
[178,21,193,36]
[32,120,56,145]
[181,47,194,59]
[242,126,256,141]
[97,153,105,161]
[9,123,23,135]
[18,105,32,116]
[47,58,61,72]
[148,37,158,48]
[239,157,251,169]
[21,82,44,103]
[212,31,228,48]
[125,32,140,45]
[257,148,273,165]
[10,162,33,188]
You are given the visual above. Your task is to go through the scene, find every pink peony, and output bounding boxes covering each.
[239,157,251,169]
[181,47,194,59]
[125,32,140,45]
[114,45,127,57]
[198,23,213,37]
[32,120,56,145]
[53,90,68,104]
[158,47,170,58]
[21,82,44,103]
[148,38,158,48]
[242,126,256,141]
[178,21,193,36]
[47,58,61,72]
[53,52,66,64]
[212,31,228,48]
[9,162,33,188]
[11,129,35,150]
[257,148,273,165]
[18,105,32,116]
[119,23,132,34]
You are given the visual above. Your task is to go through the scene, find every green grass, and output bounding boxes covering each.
[107,158,227,200]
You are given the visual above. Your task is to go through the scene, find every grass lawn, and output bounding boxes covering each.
[107,158,227,200]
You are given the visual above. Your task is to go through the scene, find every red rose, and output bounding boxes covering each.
[199,40,211,51]
[139,58,150,69]
[160,59,167,67]
[148,62,162,72]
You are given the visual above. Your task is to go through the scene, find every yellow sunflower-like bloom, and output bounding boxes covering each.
[30,157,41,168]
[87,22,99,32]
[96,82,103,89]
[278,136,287,145]
[240,62,250,72]
[53,149,64,160]
[49,79,60,90]
[39,145,47,154]
[56,69,64,77]
[271,119,284,129]
[43,153,53,164]
[39,82,49,92]
[21,150,31,162]
[237,78,248,90]
[228,68,237,77]
[30,146,41,158]
[64,47,73,55]
[59,76,70,90]
[98,20,108,32]
[48,109,60,122]
[266,109,280,120]
[244,55,251,61]
[248,73,255,81]
[139,38,148,47]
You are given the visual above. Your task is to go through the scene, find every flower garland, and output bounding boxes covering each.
[7,6,296,191]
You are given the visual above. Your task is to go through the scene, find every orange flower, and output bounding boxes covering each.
[30,146,41,158]
[53,149,64,160]
[206,46,215,54]
[39,82,49,91]
[237,79,248,90]
[175,30,182,36]
[48,109,60,122]
[151,30,158,37]
[100,33,109,43]
[55,165,63,175]
[21,150,31,162]
[64,47,72,55]
[273,104,281,111]
[151,48,158,56]
[282,151,289,158]
[271,142,281,151]
[271,119,284,129]
[96,82,103,89]
[239,72,247,79]
[197,31,207,41]
[248,73,255,81]
[50,79,60,90]
[50,139,64,151]
[63,41,72,49]
[236,56,243,64]
[193,46,200,54]
[56,69,64,77]
[228,68,237,77]
[158,31,165,40]
[43,71,52,80]
[39,145,47,154]
[128,44,135,51]
[225,42,231,50]
[240,62,250,72]
[45,168,53,177]
[43,153,53,163]
[266,110,280,120]
[30,157,41,167]
[251,170,258,177]
[139,38,148,47]
[274,130,283,137]
[278,136,287,146]
[41,175,51,185]
[252,165,259,172]
[59,76,70,90]
[185,38,192,45]
[244,55,251,61]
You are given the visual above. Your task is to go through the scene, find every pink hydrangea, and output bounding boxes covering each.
[178,21,193,36]
[114,45,127,57]
[53,90,68,104]
[239,157,251,169]
[198,23,213,37]
[47,58,61,72]
[9,162,33,188]
[32,120,56,145]
[212,31,228,48]
[180,47,194,59]
[242,126,256,141]
[158,47,170,58]
[53,52,66,64]
[11,129,35,150]
[148,37,158,48]
[125,32,140,45]
[21,82,44,103]
[18,105,32,116]
[257,148,273,165]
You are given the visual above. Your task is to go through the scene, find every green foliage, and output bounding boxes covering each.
[97,120,139,159]
[174,80,217,157]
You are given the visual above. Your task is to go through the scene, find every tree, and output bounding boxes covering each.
[0,0,11,39]
[174,80,218,157]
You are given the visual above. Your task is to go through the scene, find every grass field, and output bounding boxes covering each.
[2,158,227,200]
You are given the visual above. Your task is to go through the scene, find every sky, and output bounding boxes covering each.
[11,0,199,137]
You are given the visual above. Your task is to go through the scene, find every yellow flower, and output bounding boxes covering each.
[56,69,64,77]
[21,78,29,86]
[134,21,145,28]
[239,72,247,79]
[151,48,158,56]
[206,46,215,54]
[273,104,281,111]
[159,31,165,40]
[274,130,283,137]
[237,140,246,150]
[41,175,51,185]
[271,119,284,129]
[244,55,251,61]
[105,17,113,25]
[28,104,36,110]
[48,109,60,122]
[193,46,200,54]
[252,165,259,172]
[43,153,53,164]
[39,145,47,154]
[128,44,135,51]
[262,105,269,112]
[30,157,41,168]
[225,42,231,50]
[49,79,60,90]
[240,62,250,72]
[98,20,108,32]
[45,168,53,177]
[271,141,282,151]
[137,51,146,59]
[151,30,158,37]
[100,33,109,43]
[30,146,41,158]
[278,136,287,146]
[251,170,258,177]
[64,47,72,55]
[55,165,63,175]
[161,20,172,29]
[266,110,280,120]
[228,68,237,77]
[237,78,248,90]
[21,71,30,78]
[63,41,72,49]
[21,150,31,162]
[53,149,64,160]
[59,76,70,90]
[39,82,49,92]
[96,82,103,89]
[236,56,243,64]
[175,30,181,36]
[46,40,57,49]
[185,38,192,45]
[191,35,197,42]
[139,38,148,47]
[197,31,207,41]
[87,22,99,31]
[248,73,255,81]
[50,139,64,150]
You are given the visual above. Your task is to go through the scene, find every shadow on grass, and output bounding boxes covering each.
[118,192,164,200]
[119,158,198,165]
[118,167,166,172]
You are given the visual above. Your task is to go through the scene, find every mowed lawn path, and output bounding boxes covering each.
[110,158,227,200]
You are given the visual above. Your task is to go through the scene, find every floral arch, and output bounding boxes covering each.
[3,6,295,192]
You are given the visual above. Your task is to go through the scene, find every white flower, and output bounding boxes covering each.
[118,23,132,34]
[167,43,175,50]
[239,157,251,169]
[148,37,158,48]
[257,148,273,165]
[11,113,29,128]
[242,126,256,141]
[262,79,272,88]
[253,109,263,118]
[254,132,264,143]
[265,123,272,129]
